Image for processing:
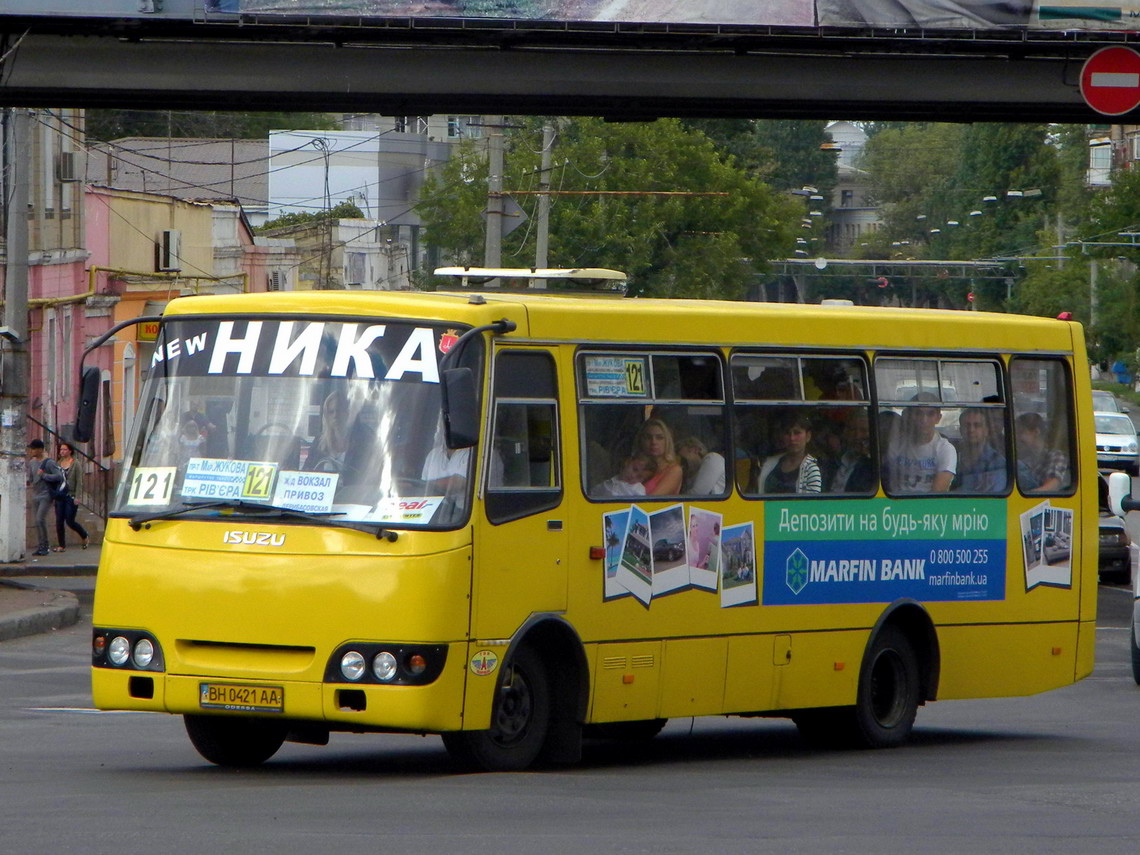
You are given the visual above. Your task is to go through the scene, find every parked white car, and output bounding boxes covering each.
[1095,411,1140,475]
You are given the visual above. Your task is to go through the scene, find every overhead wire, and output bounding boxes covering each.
[37,109,488,218]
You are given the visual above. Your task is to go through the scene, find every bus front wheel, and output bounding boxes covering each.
[184,714,288,767]
[442,646,550,772]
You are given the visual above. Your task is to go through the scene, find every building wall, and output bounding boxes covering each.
[88,137,270,225]
[23,109,92,440]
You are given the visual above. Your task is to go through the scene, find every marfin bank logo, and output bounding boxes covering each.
[786,547,809,595]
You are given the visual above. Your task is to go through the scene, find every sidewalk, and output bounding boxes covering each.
[0,543,100,642]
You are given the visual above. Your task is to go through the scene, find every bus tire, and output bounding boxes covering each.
[584,719,668,741]
[851,624,920,748]
[183,714,288,767]
[794,625,920,750]
[442,646,550,772]
[1131,624,1140,686]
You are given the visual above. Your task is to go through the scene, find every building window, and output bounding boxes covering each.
[1088,139,1112,186]
[447,116,482,139]
[840,189,854,208]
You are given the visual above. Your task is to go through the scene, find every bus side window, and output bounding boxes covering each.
[877,357,1004,497]
[1011,358,1074,495]
[486,350,561,524]
[733,353,872,497]
[579,351,727,500]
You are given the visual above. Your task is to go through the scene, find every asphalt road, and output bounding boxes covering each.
[1,585,1137,855]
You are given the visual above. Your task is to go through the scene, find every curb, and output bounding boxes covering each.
[0,581,81,642]
[0,564,99,577]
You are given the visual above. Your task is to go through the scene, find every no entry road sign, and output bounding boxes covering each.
[1081,46,1140,117]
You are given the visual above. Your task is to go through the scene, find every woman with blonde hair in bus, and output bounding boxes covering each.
[306,390,350,473]
[634,418,683,495]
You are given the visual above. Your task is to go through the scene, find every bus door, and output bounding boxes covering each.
[472,348,567,639]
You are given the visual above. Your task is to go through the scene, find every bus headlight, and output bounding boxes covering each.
[92,628,165,671]
[372,652,398,682]
[340,651,366,681]
[133,638,155,669]
[325,642,448,686]
[108,636,131,666]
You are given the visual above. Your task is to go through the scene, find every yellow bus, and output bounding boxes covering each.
[84,270,1097,770]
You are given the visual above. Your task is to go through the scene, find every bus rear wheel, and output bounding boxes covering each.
[851,624,920,748]
[442,646,550,772]
[793,625,920,750]
[183,714,288,767]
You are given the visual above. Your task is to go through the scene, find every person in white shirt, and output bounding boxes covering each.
[884,394,956,494]
[677,436,727,495]
[421,444,472,494]
[592,454,654,498]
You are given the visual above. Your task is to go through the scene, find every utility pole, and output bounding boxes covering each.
[1089,257,1098,330]
[533,121,555,289]
[483,116,505,284]
[0,108,30,562]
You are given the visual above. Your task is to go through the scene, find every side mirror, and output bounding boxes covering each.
[1107,470,1140,516]
[441,367,478,449]
[73,366,101,443]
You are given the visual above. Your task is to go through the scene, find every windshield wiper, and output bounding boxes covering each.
[128,500,399,541]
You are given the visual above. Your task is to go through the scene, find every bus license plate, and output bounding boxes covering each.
[199,682,284,713]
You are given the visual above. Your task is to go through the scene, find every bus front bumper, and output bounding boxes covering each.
[92,661,469,733]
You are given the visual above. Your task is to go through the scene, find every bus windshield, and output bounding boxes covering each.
[111,316,479,529]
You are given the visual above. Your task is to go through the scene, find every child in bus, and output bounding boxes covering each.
[592,454,655,497]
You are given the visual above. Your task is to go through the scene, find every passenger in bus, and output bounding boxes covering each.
[591,454,655,498]
[634,418,683,495]
[953,408,1007,493]
[810,416,843,488]
[306,391,350,473]
[422,417,505,494]
[421,444,472,495]
[884,394,956,493]
[877,409,901,448]
[757,411,823,494]
[829,410,874,493]
[178,418,205,467]
[1015,412,1069,493]
[677,436,727,495]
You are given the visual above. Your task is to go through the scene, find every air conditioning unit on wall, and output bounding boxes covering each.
[56,151,79,182]
[155,229,181,272]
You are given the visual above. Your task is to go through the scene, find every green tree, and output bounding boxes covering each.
[860,123,966,253]
[1080,167,1140,361]
[256,201,364,234]
[416,117,802,299]
[748,120,837,195]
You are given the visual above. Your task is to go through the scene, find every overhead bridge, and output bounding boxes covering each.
[0,6,1137,120]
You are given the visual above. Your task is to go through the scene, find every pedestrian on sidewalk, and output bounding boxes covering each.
[25,439,62,557]
[52,441,89,552]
